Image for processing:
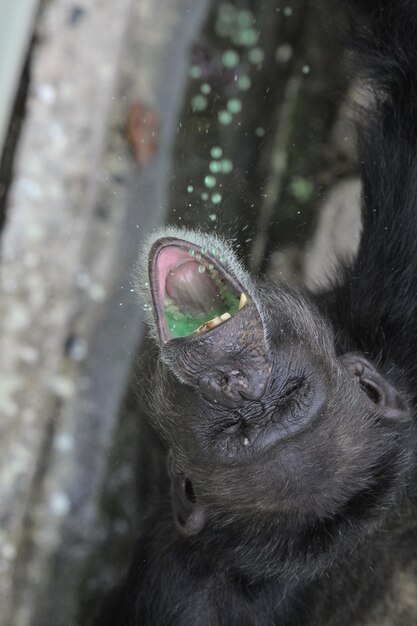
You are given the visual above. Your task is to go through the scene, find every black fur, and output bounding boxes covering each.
[93,1,417,624]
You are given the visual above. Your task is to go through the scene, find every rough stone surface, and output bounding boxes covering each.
[0,0,209,624]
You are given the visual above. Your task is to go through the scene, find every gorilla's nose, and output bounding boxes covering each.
[198,364,270,408]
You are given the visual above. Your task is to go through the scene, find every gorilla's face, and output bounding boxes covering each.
[141,230,411,535]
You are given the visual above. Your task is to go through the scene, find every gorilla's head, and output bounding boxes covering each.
[138,228,412,547]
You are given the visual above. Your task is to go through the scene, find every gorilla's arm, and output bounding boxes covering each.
[326,1,417,379]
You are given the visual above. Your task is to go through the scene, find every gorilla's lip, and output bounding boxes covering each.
[149,237,246,343]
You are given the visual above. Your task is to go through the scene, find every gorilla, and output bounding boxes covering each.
[93,1,417,624]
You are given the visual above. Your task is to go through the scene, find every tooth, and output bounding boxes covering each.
[239,293,247,310]
[194,317,220,334]
[194,312,231,335]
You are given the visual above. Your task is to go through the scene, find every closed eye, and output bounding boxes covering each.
[278,377,305,404]
[221,420,241,434]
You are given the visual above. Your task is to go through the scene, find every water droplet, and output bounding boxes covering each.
[209,214,218,222]
[187,185,194,193]
[237,75,251,91]
[218,110,233,125]
[210,146,223,159]
[191,95,208,112]
[283,6,293,17]
[248,47,264,64]
[209,161,222,174]
[188,248,195,256]
[275,43,293,63]
[255,126,265,137]
[200,83,212,95]
[211,192,222,204]
[204,175,217,188]
[227,98,242,114]
[233,28,258,47]
[237,9,254,27]
[302,64,310,74]
[201,192,209,201]
[220,158,233,173]
[198,265,206,273]
[222,50,240,68]
[189,65,202,79]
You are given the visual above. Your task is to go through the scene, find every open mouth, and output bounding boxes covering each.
[149,238,247,342]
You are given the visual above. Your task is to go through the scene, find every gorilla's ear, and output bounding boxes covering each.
[340,354,409,422]
[169,455,206,537]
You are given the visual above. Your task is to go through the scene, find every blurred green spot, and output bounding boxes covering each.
[209,213,218,222]
[191,95,208,112]
[255,126,265,137]
[222,50,240,68]
[248,47,264,64]
[201,192,209,200]
[237,75,251,91]
[220,158,233,173]
[210,146,223,159]
[187,185,194,193]
[211,193,222,204]
[218,110,233,125]
[201,83,212,95]
[227,98,242,114]
[209,161,222,174]
[290,176,314,203]
[189,65,202,79]
[204,175,217,188]
[237,9,255,27]
[233,28,258,47]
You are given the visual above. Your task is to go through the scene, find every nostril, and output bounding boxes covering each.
[220,375,229,388]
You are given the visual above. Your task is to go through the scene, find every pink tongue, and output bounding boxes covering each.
[165,260,222,313]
